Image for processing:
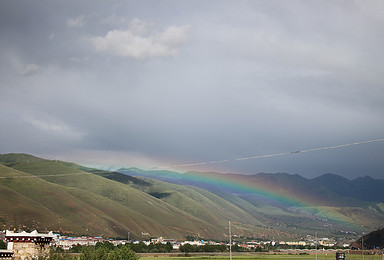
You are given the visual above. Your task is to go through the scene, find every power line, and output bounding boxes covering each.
[0,172,92,179]
[1,139,383,175]
[150,138,384,170]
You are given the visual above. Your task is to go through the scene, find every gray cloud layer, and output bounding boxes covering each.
[1,0,384,178]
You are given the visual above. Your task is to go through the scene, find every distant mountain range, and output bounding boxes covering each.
[1,153,383,241]
[313,173,384,203]
[118,168,384,204]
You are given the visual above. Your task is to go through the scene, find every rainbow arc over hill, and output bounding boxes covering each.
[136,168,358,227]
[136,138,384,227]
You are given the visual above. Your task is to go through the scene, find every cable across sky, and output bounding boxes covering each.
[150,138,384,170]
[0,172,92,179]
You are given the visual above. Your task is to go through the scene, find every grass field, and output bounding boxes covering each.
[140,255,383,260]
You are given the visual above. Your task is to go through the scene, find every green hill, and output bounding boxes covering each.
[0,154,267,239]
[61,163,271,238]
[0,163,134,236]
[0,153,45,166]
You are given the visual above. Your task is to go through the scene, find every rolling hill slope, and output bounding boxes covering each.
[7,163,229,237]
[0,163,137,236]
[61,163,269,238]
[0,154,267,239]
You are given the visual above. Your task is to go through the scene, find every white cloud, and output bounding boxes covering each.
[24,117,83,139]
[89,18,190,59]
[99,15,127,26]
[158,26,190,46]
[129,18,150,35]
[67,15,85,28]
[20,64,43,76]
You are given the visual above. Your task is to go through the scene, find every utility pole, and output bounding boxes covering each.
[229,221,232,260]
[315,232,317,260]
[362,236,364,260]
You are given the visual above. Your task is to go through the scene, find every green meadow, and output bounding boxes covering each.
[140,254,383,260]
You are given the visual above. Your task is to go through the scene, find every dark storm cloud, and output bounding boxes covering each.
[1,0,384,179]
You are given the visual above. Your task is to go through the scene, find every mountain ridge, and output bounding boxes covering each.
[312,173,384,203]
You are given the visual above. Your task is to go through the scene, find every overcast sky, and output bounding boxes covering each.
[1,0,384,179]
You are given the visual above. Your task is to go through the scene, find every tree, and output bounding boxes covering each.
[165,241,173,252]
[255,246,263,252]
[130,241,147,253]
[80,246,108,260]
[70,244,83,253]
[80,244,139,260]
[0,240,6,249]
[95,241,115,252]
[180,243,195,252]
[106,245,139,260]
[47,251,78,260]
[232,244,240,252]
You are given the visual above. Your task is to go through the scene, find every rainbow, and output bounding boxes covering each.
[141,169,358,227]
[71,150,359,227]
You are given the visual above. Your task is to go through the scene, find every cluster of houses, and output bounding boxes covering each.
[0,230,351,259]
[54,235,349,250]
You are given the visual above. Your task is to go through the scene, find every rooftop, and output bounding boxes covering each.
[5,230,54,238]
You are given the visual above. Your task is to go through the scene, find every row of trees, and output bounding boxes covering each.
[79,245,139,260]
[66,241,173,254]
[179,243,227,252]
[49,240,277,259]
[54,241,265,255]
[129,241,173,253]
[65,241,258,254]
[51,242,139,260]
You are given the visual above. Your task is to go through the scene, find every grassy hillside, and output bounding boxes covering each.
[1,154,269,239]
[72,167,310,239]
[2,153,382,240]
[125,177,263,224]
[0,163,131,236]
[60,164,267,225]
[0,153,45,166]
[9,162,223,235]
[67,165,288,238]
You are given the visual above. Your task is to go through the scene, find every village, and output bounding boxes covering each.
[51,234,350,250]
[0,229,352,259]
